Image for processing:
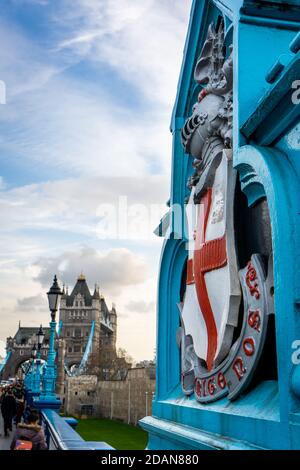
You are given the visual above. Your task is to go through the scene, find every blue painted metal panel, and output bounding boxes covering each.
[0,351,11,375]
[41,409,114,451]
[64,320,95,377]
[140,0,300,450]
[62,417,78,429]
[76,320,95,374]
[57,320,63,337]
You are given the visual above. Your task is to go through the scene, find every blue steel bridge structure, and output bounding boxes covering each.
[0,320,96,381]
[0,321,112,450]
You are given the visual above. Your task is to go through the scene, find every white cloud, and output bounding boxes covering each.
[0,173,166,359]
[34,246,150,294]
[0,177,6,190]
[0,175,169,239]
[0,0,193,361]
[55,0,192,106]
[16,294,47,313]
[0,0,192,180]
[0,340,6,358]
[0,243,160,362]
[1,71,174,179]
[0,19,62,99]
[11,0,49,4]
[125,300,155,314]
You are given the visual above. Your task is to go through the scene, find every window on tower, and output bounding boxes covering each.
[75,328,81,338]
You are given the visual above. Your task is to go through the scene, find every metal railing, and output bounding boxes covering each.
[41,409,114,450]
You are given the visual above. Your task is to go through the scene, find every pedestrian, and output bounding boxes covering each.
[11,410,47,450]
[1,388,16,437]
[13,384,23,401]
[15,398,25,425]
[23,405,32,424]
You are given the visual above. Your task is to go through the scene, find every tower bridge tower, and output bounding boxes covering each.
[1,327,50,381]
[59,274,118,378]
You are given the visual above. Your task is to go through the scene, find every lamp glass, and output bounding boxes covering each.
[31,344,37,359]
[47,275,62,312]
[37,325,45,348]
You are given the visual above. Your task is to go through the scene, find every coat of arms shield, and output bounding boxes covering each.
[177,19,273,403]
[181,150,240,372]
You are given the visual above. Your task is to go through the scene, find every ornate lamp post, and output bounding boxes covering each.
[32,343,37,360]
[37,325,45,351]
[24,344,37,393]
[32,325,45,394]
[36,275,62,410]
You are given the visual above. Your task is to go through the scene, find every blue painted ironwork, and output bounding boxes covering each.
[290,30,300,53]
[31,353,44,395]
[36,317,61,411]
[24,359,35,391]
[62,417,78,430]
[140,0,300,451]
[41,320,57,397]
[57,319,63,337]
[0,351,11,376]
[265,54,293,84]
[64,320,95,377]
[40,409,114,450]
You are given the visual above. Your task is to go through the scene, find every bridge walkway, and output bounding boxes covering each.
[0,414,13,450]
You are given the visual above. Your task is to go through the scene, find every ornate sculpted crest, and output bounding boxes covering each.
[177,20,274,403]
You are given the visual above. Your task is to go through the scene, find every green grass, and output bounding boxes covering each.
[76,418,148,450]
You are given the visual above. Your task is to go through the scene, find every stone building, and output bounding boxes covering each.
[1,275,153,424]
[59,274,124,379]
[1,326,51,380]
[1,275,130,386]
[64,366,156,425]
[59,275,155,418]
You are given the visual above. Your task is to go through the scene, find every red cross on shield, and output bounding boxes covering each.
[182,152,241,372]
[194,188,227,371]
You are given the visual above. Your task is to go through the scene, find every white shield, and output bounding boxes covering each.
[181,150,241,370]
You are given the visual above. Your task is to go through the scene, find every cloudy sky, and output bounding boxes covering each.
[0,0,192,361]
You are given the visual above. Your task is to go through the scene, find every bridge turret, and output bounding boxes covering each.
[110,303,117,347]
[92,284,101,310]
[60,284,67,308]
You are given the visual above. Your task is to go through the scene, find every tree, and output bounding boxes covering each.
[117,348,133,365]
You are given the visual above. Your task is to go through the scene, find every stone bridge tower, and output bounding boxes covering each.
[1,326,50,380]
[1,276,123,384]
[59,274,118,379]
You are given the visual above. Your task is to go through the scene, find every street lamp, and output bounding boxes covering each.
[25,344,37,390]
[32,325,45,394]
[31,344,37,360]
[47,275,63,320]
[37,325,45,350]
[37,275,62,410]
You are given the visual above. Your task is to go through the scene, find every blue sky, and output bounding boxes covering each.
[0,0,192,360]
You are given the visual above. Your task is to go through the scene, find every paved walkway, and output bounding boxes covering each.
[0,415,13,450]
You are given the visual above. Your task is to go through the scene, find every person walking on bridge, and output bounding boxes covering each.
[10,410,47,450]
[1,388,16,437]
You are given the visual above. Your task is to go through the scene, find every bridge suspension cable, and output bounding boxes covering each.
[64,320,95,377]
